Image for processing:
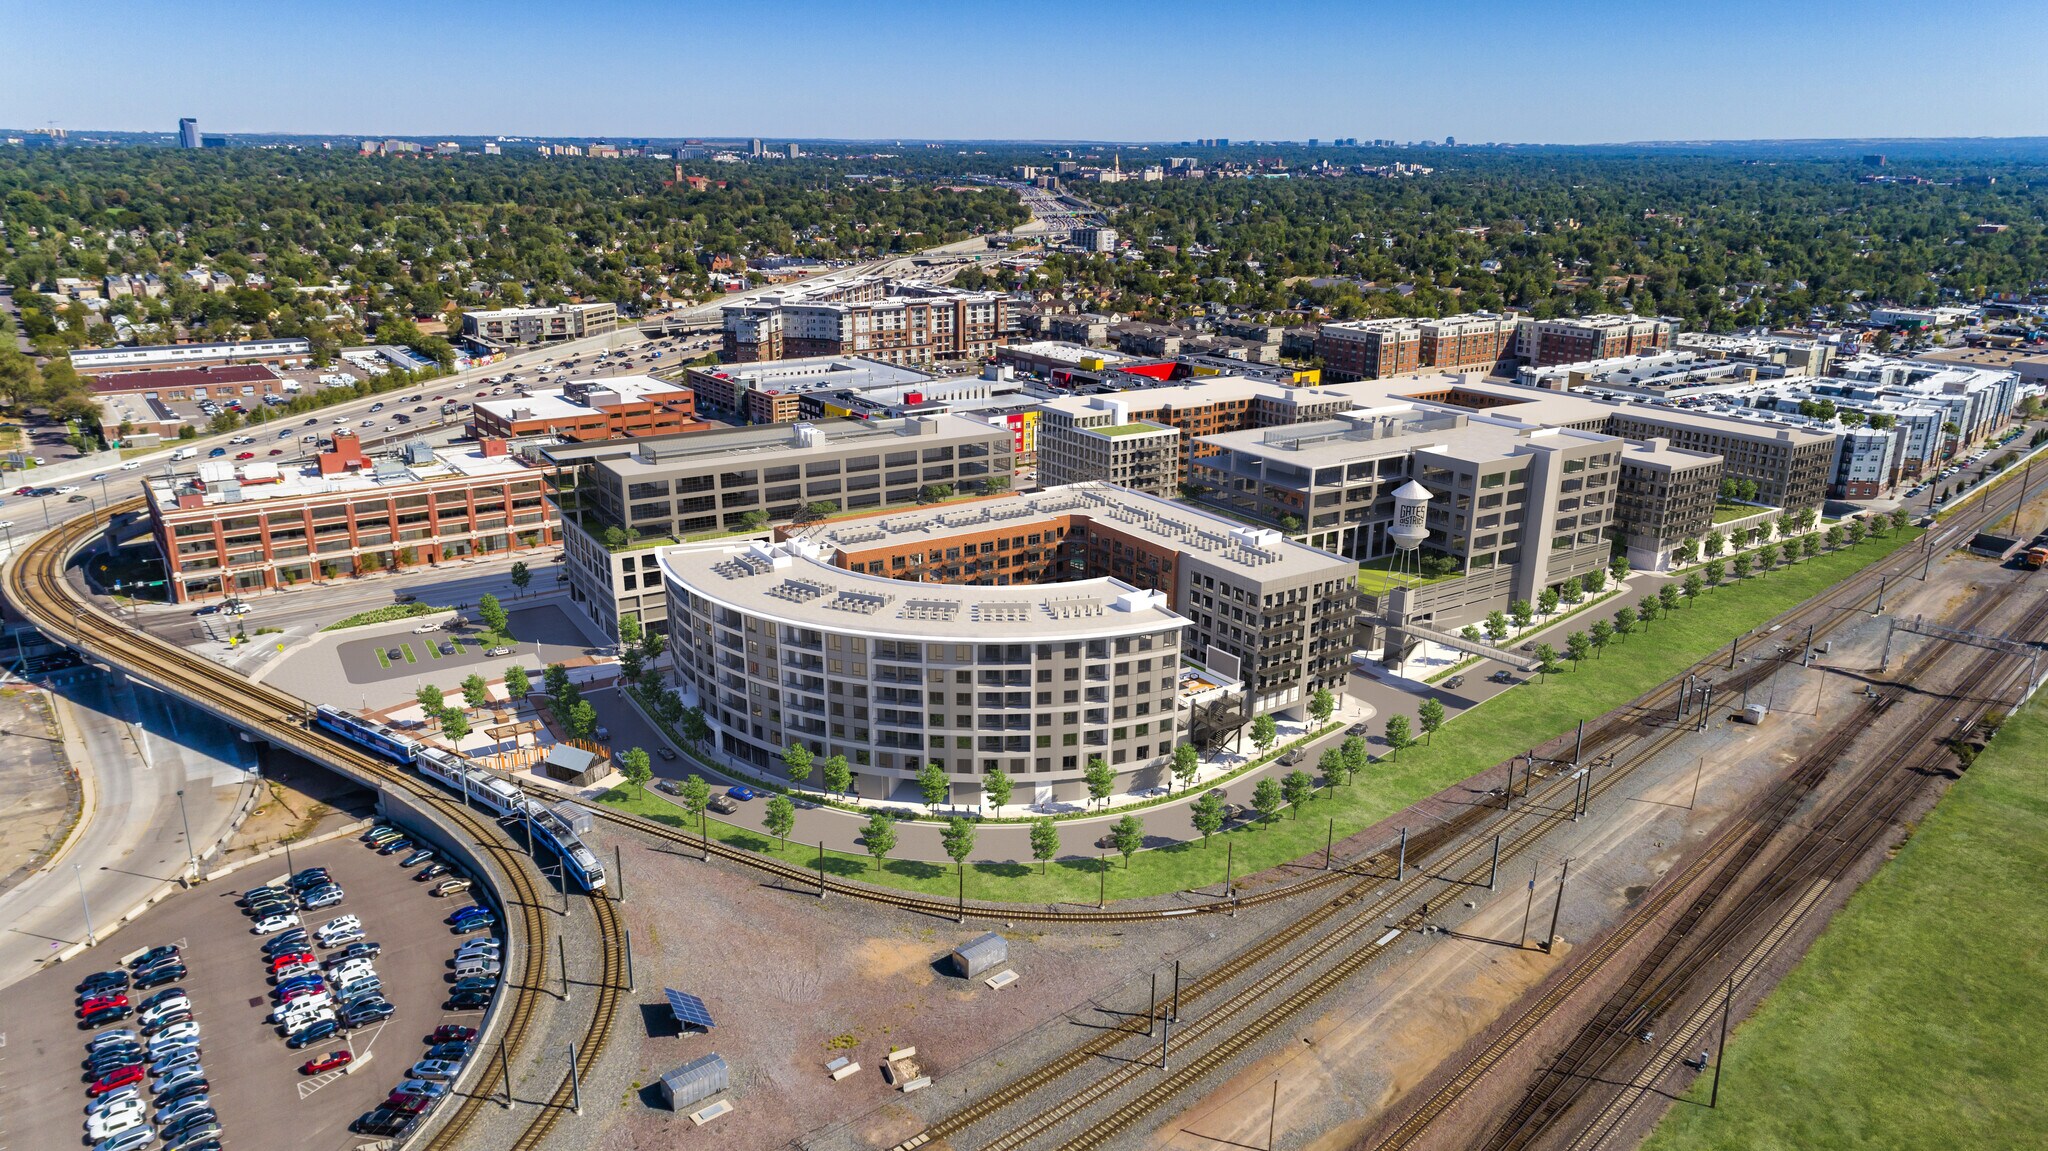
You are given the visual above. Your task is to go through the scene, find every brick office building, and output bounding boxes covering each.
[722,278,1011,367]
[469,376,707,442]
[147,434,557,603]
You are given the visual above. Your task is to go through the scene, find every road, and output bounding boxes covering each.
[0,671,254,989]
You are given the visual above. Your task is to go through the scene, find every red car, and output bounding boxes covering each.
[77,994,129,1017]
[12,486,34,496]
[300,1049,353,1075]
[268,448,285,455]
[88,1065,145,1096]
[474,390,488,397]
[428,1025,477,1044]
[270,951,316,974]
[235,452,255,460]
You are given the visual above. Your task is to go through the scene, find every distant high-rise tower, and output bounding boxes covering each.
[783,141,801,159]
[748,138,763,157]
[179,118,200,148]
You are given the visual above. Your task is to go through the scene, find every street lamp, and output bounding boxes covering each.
[176,788,197,879]
[75,863,96,946]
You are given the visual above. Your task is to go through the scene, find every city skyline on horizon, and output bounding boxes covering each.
[5,0,2046,146]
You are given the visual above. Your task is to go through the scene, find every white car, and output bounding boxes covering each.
[321,927,366,948]
[274,1000,335,1027]
[455,939,501,961]
[412,621,441,633]
[53,485,79,495]
[229,435,254,445]
[120,461,143,471]
[88,1088,141,1118]
[318,914,362,936]
[137,997,191,1029]
[329,959,376,986]
[252,912,300,934]
[86,1099,147,1141]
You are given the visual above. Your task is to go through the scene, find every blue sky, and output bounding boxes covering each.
[5,0,2046,143]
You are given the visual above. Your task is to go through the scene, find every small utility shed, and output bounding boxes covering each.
[659,1053,730,1111]
[541,744,607,786]
[951,932,1008,979]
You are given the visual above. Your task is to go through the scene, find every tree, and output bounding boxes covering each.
[1560,576,1584,604]
[1281,769,1315,816]
[918,482,955,503]
[1846,519,1867,546]
[1704,531,1726,558]
[680,774,712,857]
[764,793,796,847]
[509,561,530,597]
[1589,619,1614,657]
[1251,777,1284,824]
[1537,588,1560,617]
[1825,524,1846,550]
[1029,817,1061,873]
[917,760,950,812]
[1077,809,1139,872]
[1484,610,1510,645]
[503,663,531,698]
[681,705,712,747]
[1802,533,1822,559]
[1384,713,1414,759]
[564,698,598,740]
[416,683,445,726]
[620,746,652,797]
[1461,625,1484,645]
[1613,605,1637,641]
[477,592,508,636]
[1658,584,1681,614]
[797,500,838,523]
[1890,507,1911,534]
[1250,715,1278,756]
[1609,554,1631,584]
[543,663,571,700]
[1638,597,1661,626]
[1757,541,1780,570]
[1084,756,1115,808]
[861,813,896,872]
[1172,743,1200,794]
[1683,573,1705,602]
[1317,747,1347,789]
[940,816,976,875]
[461,672,491,713]
[1583,568,1607,595]
[1535,643,1563,681]
[1332,735,1365,785]
[782,741,814,786]
[440,708,470,744]
[1732,554,1753,580]
[1566,631,1592,668]
[1509,599,1534,630]
[1705,559,1727,588]
[984,765,1013,813]
[1190,791,1226,845]
[1307,687,1335,726]
[1417,697,1446,744]
[1677,537,1701,565]
[823,753,852,798]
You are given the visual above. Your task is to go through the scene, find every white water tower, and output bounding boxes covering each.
[1389,480,1432,552]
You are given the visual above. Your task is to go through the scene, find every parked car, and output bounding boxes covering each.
[352,1109,416,1137]
[301,887,346,910]
[1345,721,1371,737]
[707,795,739,815]
[80,1005,134,1029]
[326,941,382,964]
[288,1019,342,1049]
[86,1098,148,1142]
[407,1058,462,1081]
[446,990,494,1011]
[91,1125,157,1151]
[300,1049,353,1075]
[88,1065,147,1096]
[399,848,435,868]
[128,946,180,969]
[485,646,513,657]
[415,864,450,881]
[376,838,414,856]
[77,970,130,997]
[433,878,472,897]
[133,964,187,990]
[78,994,130,1018]
[1444,674,1466,690]
[1490,669,1516,684]
[252,913,301,935]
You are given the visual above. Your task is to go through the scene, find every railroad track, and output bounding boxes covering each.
[1523,589,2048,1151]
[1,501,606,1151]
[1370,576,2044,1151]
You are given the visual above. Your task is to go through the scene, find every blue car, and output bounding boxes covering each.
[446,905,492,925]
[726,785,757,802]
[208,448,227,458]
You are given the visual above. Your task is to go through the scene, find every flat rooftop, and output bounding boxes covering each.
[1201,405,1615,468]
[473,374,687,422]
[150,442,540,510]
[544,413,1000,475]
[798,482,1351,584]
[688,355,933,394]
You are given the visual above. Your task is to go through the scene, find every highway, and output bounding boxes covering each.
[0,670,255,989]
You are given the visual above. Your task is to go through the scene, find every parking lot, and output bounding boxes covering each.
[326,604,605,688]
[0,836,494,1151]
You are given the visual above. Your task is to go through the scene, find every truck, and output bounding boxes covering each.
[2024,545,2048,570]
[170,447,197,461]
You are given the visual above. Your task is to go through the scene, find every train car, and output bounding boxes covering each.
[416,746,472,791]
[527,805,607,892]
[471,776,530,820]
[313,706,422,765]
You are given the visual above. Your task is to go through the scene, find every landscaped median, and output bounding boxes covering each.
[1643,688,2048,1151]
[321,602,449,630]
[592,530,1919,906]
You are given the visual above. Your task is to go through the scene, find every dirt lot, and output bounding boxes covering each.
[0,683,77,894]
[0,837,491,1151]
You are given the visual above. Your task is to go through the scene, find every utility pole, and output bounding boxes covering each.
[1171,959,1181,1022]
[567,1041,583,1115]
[1396,827,1406,881]
[1099,854,1107,909]
[500,1034,513,1108]
[1690,756,1705,810]
[1520,861,1538,948]
[625,929,635,992]
[1268,1079,1280,1151]
[818,839,827,899]
[1148,972,1157,1038]
[1487,834,1500,890]
[613,844,624,900]
[1324,817,1334,870]
[1876,573,1887,614]
[559,934,570,1001]
[1710,977,1733,1107]
[1543,858,1572,954]
[176,788,197,882]
[1160,1014,1170,1071]
[75,863,96,946]
[1728,634,1738,670]
[1223,840,1234,900]
[1573,719,1584,767]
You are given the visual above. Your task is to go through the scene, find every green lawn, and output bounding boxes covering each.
[1643,690,2048,1151]
[596,533,1918,904]
[1356,554,1460,595]
[1712,502,1765,524]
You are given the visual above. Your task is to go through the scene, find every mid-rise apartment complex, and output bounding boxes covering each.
[546,414,1016,639]
[721,278,1011,368]
[684,356,937,424]
[1314,319,1421,381]
[146,435,556,603]
[660,483,1355,800]
[71,338,313,375]
[1515,313,1678,367]
[460,302,618,348]
[469,376,706,442]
